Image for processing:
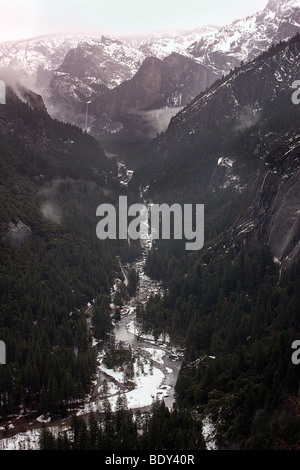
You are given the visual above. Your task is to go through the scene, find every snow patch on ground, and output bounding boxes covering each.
[202,416,218,450]
[96,352,166,412]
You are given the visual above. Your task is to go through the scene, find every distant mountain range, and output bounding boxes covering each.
[0,0,299,148]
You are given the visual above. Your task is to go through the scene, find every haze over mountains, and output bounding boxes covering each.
[0,0,299,146]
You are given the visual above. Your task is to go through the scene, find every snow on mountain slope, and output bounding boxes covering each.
[186,0,300,73]
[0,33,147,124]
[137,26,220,60]
[137,0,300,76]
[56,36,145,89]
[0,0,298,145]
[0,35,87,89]
[0,33,146,90]
[0,0,298,96]
[45,35,146,124]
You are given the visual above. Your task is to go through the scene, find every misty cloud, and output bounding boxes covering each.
[38,177,109,224]
[132,106,183,138]
[234,105,261,132]
[0,66,37,102]
[38,179,65,224]
[40,201,62,224]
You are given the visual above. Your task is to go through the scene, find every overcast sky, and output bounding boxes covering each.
[1,0,269,42]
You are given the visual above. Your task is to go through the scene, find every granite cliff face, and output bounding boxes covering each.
[90,53,217,115]
[0,84,51,151]
[86,52,218,143]
[229,133,300,271]
[46,36,145,122]
[13,85,47,113]
[46,48,218,142]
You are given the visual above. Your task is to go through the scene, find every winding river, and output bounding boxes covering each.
[0,178,184,449]
[0,188,218,451]
[89,207,184,413]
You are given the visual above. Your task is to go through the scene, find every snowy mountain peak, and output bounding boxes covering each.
[185,0,300,72]
[266,0,300,11]
[0,0,299,144]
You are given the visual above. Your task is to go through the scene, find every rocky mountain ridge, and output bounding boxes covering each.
[86,52,219,143]
[132,34,300,269]
[137,0,300,68]
[0,0,299,147]
[0,84,115,182]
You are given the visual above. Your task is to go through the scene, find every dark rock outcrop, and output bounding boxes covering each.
[87,52,218,143]
[90,53,217,117]
[4,83,47,113]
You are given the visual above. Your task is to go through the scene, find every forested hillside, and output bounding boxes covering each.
[131,35,300,449]
[40,400,206,450]
[137,244,300,448]
[1,29,300,452]
[0,90,137,419]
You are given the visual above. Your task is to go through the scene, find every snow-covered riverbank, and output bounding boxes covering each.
[89,204,184,413]
[0,195,184,449]
[92,308,184,413]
